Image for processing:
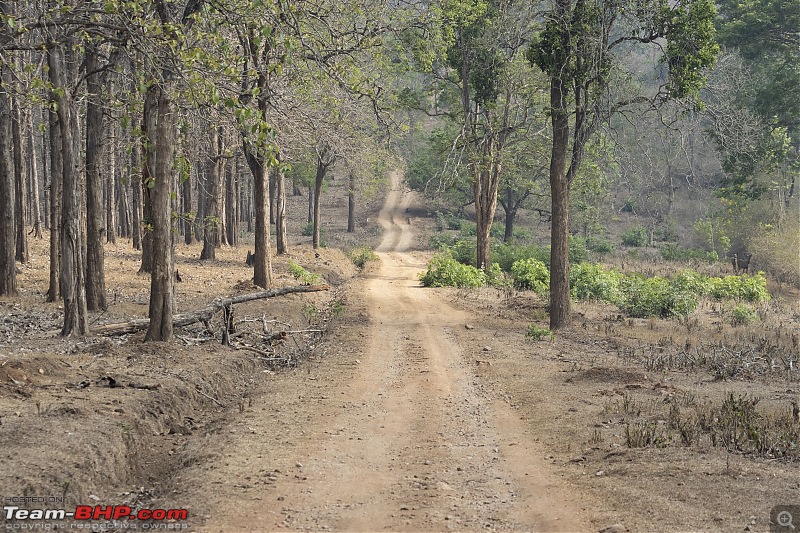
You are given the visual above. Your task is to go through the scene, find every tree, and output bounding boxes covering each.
[48,45,89,336]
[0,19,16,296]
[528,0,718,329]
[85,43,107,311]
[443,1,535,269]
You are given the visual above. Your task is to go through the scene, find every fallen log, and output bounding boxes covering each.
[92,284,331,336]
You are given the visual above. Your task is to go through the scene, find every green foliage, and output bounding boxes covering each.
[288,260,322,286]
[670,270,713,296]
[570,263,623,303]
[621,225,648,247]
[618,275,699,319]
[449,239,478,267]
[510,258,550,293]
[526,324,554,341]
[419,254,486,288]
[492,242,549,272]
[569,236,590,263]
[301,222,314,237]
[429,233,456,250]
[485,263,512,289]
[692,219,730,257]
[728,303,759,326]
[664,0,720,99]
[350,247,379,268]
[709,273,770,302]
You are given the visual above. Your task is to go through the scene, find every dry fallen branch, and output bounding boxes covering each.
[92,285,331,336]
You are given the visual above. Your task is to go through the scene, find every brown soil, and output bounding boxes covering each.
[1,172,799,533]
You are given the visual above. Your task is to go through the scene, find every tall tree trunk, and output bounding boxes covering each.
[275,167,287,254]
[132,142,142,250]
[117,175,130,238]
[0,58,17,296]
[307,186,314,224]
[244,158,253,233]
[46,106,62,301]
[85,45,107,310]
[201,126,223,260]
[139,91,155,271]
[548,73,571,330]
[12,99,28,263]
[106,113,117,244]
[347,173,355,233]
[313,157,325,249]
[244,145,272,289]
[49,46,88,336]
[183,160,193,244]
[27,108,43,239]
[194,166,206,242]
[269,168,276,225]
[225,164,238,246]
[144,85,175,342]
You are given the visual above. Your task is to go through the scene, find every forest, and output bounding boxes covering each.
[1,1,800,530]
[0,0,797,335]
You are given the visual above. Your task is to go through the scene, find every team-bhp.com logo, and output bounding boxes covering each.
[4,505,188,529]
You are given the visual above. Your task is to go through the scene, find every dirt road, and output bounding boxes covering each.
[175,174,588,532]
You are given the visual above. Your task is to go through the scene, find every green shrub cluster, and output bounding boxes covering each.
[485,263,512,289]
[288,259,322,285]
[728,303,759,326]
[526,324,554,341]
[510,258,550,293]
[350,247,379,268]
[566,265,769,319]
[418,254,486,288]
[622,225,648,247]
[492,242,549,272]
[617,275,699,318]
[709,273,770,302]
[569,237,591,263]
[570,263,623,303]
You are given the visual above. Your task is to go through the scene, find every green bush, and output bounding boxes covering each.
[288,259,322,285]
[618,275,698,318]
[570,236,590,264]
[350,247,379,268]
[586,235,615,254]
[670,270,713,296]
[526,324,554,341]
[449,239,477,266]
[570,263,623,303]
[485,263,512,289]
[429,233,456,250]
[419,254,486,288]
[729,303,759,326]
[510,258,550,293]
[492,242,549,272]
[301,222,314,237]
[622,225,649,247]
[709,273,770,302]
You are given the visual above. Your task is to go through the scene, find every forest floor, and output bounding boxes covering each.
[1,173,800,533]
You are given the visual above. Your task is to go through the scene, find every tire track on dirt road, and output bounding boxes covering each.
[191,173,588,532]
